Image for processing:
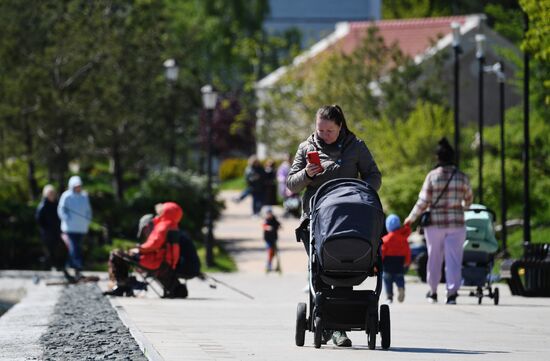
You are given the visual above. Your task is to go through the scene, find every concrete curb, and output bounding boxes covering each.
[0,278,61,361]
[109,297,164,361]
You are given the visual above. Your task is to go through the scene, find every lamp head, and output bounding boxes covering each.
[451,22,461,47]
[163,58,179,82]
[475,34,486,59]
[201,84,218,110]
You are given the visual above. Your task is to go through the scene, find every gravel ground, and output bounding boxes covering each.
[40,283,147,361]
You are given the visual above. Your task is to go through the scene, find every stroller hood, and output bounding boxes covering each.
[311,179,384,271]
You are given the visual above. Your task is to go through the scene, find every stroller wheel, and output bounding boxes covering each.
[366,314,377,350]
[379,304,391,349]
[314,316,323,349]
[295,303,307,347]
[493,287,499,305]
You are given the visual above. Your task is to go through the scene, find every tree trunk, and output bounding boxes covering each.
[111,140,124,202]
[24,119,39,201]
[53,128,69,191]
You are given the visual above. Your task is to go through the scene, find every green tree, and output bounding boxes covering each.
[259,26,449,155]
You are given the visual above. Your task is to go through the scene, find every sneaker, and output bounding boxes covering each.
[332,330,352,347]
[397,287,405,303]
[446,293,458,305]
[321,330,332,345]
[426,291,438,304]
[385,297,393,304]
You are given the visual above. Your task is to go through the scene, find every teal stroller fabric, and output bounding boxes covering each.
[464,204,498,254]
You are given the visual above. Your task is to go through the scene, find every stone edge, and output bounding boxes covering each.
[108,297,164,361]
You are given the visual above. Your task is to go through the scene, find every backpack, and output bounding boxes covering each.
[175,231,202,279]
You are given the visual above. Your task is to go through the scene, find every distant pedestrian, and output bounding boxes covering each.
[262,207,281,273]
[404,138,473,305]
[234,156,266,216]
[36,185,67,272]
[57,176,92,280]
[263,159,278,206]
[242,156,266,216]
[276,154,292,201]
[381,214,411,304]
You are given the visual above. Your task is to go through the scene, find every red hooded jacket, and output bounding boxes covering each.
[139,202,183,270]
[381,224,412,266]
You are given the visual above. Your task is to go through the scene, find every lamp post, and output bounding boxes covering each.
[201,84,218,267]
[496,63,508,255]
[522,12,531,247]
[485,62,508,255]
[451,22,462,166]
[475,34,486,204]
[163,59,179,167]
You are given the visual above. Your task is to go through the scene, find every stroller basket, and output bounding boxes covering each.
[322,237,374,271]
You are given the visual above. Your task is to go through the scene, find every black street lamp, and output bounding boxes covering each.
[201,84,218,267]
[522,12,531,247]
[485,62,508,255]
[475,34,486,204]
[163,59,179,167]
[496,63,508,255]
[451,22,462,166]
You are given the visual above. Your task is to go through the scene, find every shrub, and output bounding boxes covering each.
[218,158,248,181]
[379,165,428,218]
[129,167,224,239]
[0,200,43,269]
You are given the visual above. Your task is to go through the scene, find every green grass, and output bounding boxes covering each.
[219,177,246,190]
[88,238,137,271]
[504,226,550,259]
[197,243,238,273]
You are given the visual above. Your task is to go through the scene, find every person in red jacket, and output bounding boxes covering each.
[138,202,182,270]
[104,202,183,297]
[382,214,411,303]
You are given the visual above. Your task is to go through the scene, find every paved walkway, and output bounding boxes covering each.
[109,191,550,361]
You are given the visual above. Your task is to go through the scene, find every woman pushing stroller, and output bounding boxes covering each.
[287,105,382,347]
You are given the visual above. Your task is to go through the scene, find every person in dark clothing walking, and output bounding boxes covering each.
[234,155,266,216]
[246,156,266,216]
[263,207,281,273]
[263,159,278,206]
[36,185,67,272]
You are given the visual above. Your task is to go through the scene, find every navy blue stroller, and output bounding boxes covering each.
[295,178,390,349]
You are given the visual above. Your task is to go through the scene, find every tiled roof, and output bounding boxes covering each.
[341,16,471,58]
[256,15,484,89]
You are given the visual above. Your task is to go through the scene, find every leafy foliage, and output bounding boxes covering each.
[218,158,248,181]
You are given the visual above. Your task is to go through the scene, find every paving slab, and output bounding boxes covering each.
[109,191,550,360]
[0,273,62,361]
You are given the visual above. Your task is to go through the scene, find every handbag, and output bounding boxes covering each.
[419,211,431,227]
[419,168,457,227]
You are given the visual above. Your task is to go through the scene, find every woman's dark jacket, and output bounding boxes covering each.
[36,199,61,242]
[286,129,381,219]
[245,165,266,194]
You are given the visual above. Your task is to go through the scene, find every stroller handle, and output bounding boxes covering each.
[309,178,380,215]
[466,207,496,222]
